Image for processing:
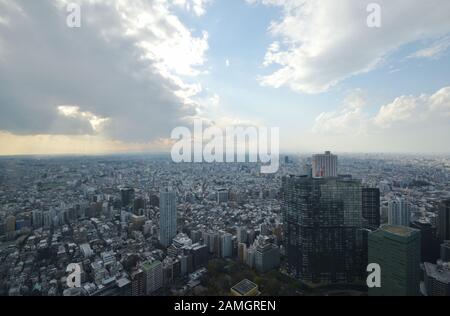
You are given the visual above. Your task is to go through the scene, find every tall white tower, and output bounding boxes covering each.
[388,198,411,227]
[312,151,338,178]
[159,187,177,247]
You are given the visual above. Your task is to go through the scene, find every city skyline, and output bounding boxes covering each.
[1,1,450,156]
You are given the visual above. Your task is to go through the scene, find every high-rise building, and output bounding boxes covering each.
[130,269,145,296]
[438,199,450,242]
[282,174,366,284]
[159,188,177,247]
[32,210,43,229]
[246,246,256,268]
[5,215,15,233]
[312,151,338,178]
[142,260,163,295]
[411,219,440,263]
[422,262,450,296]
[237,227,247,245]
[254,237,280,273]
[191,243,208,271]
[121,188,135,208]
[388,198,411,227]
[238,243,247,263]
[221,233,232,258]
[362,188,381,230]
[368,225,421,296]
[217,189,229,204]
[441,241,450,262]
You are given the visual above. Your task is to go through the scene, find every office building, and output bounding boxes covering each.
[411,219,440,263]
[217,189,229,204]
[438,199,450,241]
[422,262,450,296]
[362,188,380,230]
[32,210,43,229]
[130,269,145,296]
[142,260,163,295]
[312,151,338,178]
[254,237,280,273]
[221,233,232,258]
[368,225,421,296]
[159,187,177,247]
[191,243,208,271]
[237,227,247,244]
[121,187,135,207]
[282,174,366,284]
[388,198,411,227]
[238,243,247,263]
[441,241,450,262]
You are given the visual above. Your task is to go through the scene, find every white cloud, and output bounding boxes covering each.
[171,0,210,17]
[308,86,450,152]
[312,90,369,135]
[225,59,230,67]
[315,86,450,133]
[408,37,450,59]
[248,0,450,94]
[57,105,109,132]
[374,87,450,128]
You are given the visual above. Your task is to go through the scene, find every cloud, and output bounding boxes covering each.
[172,0,210,17]
[310,87,450,153]
[0,0,210,143]
[312,90,369,135]
[311,86,450,152]
[408,37,450,59]
[374,86,450,128]
[248,0,450,94]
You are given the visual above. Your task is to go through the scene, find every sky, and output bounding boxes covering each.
[0,0,450,155]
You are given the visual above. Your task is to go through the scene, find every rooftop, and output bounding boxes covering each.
[141,260,161,271]
[381,225,418,237]
[231,279,258,296]
[424,262,450,284]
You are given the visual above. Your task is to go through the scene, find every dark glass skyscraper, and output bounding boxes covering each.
[282,174,366,284]
[438,199,450,242]
[362,188,381,231]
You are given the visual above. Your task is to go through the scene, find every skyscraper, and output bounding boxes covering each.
[422,262,450,296]
[312,151,338,178]
[221,233,233,258]
[254,237,280,273]
[282,173,366,284]
[130,269,145,296]
[438,199,450,242]
[142,260,163,295]
[388,198,411,227]
[121,187,135,208]
[159,188,177,247]
[441,241,450,262]
[411,219,440,263]
[368,225,421,296]
[237,227,247,244]
[362,188,381,231]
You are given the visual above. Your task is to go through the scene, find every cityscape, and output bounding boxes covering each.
[1,0,450,301]
[0,152,449,296]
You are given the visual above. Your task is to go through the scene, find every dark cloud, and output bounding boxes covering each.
[0,0,198,142]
